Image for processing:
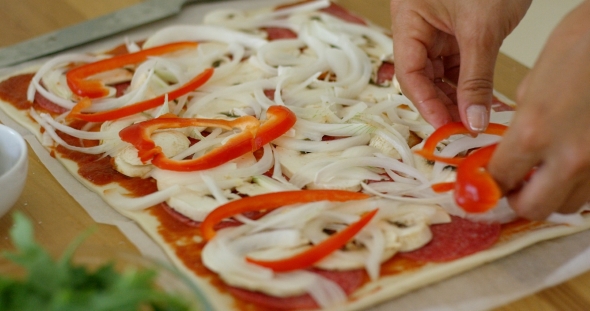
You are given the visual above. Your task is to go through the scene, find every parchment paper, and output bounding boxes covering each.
[1,1,590,310]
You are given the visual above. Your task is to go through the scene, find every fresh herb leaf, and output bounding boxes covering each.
[0,212,192,311]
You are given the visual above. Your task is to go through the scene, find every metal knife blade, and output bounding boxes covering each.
[0,0,216,68]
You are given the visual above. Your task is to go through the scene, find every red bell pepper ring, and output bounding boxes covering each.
[66,41,199,98]
[415,122,507,165]
[454,144,502,213]
[431,182,455,193]
[68,68,214,122]
[247,209,378,272]
[252,105,297,151]
[119,113,258,163]
[200,189,371,241]
[416,122,508,213]
[119,105,296,171]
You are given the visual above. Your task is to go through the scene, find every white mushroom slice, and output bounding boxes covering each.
[113,130,190,178]
[275,147,366,190]
[369,134,402,160]
[357,84,398,104]
[166,189,221,222]
[382,221,432,252]
[151,130,190,158]
[88,68,133,85]
[112,146,153,178]
[412,153,434,180]
[275,146,340,179]
[306,177,362,192]
[235,181,273,197]
[381,204,450,252]
[314,248,397,271]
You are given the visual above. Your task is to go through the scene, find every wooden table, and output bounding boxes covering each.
[0,1,589,310]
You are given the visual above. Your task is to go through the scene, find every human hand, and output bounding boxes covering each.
[488,0,590,220]
[390,0,530,131]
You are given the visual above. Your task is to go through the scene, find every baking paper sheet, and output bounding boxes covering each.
[2,1,590,310]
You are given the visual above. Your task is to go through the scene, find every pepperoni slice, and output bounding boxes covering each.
[264,89,276,100]
[375,61,395,85]
[161,202,265,229]
[114,81,131,97]
[34,91,68,114]
[400,216,501,262]
[227,268,365,310]
[264,27,298,41]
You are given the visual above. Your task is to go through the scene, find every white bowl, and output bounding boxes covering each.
[0,124,28,218]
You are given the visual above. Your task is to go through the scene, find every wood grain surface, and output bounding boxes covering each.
[0,0,588,310]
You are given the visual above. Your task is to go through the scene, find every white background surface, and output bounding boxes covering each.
[500,0,583,68]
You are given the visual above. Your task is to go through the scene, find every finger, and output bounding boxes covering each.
[455,37,499,133]
[434,81,460,121]
[394,38,453,128]
[506,160,576,220]
[515,72,531,103]
[558,180,590,214]
[487,117,544,196]
[442,54,461,87]
[433,57,459,121]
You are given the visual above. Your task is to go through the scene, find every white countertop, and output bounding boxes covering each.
[500,0,583,68]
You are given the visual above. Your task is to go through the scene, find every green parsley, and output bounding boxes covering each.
[0,213,193,311]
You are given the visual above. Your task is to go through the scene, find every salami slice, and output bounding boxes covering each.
[264,27,298,41]
[400,216,501,262]
[35,91,69,114]
[161,202,264,230]
[227,268,365,310]
[375,61,395,85]
[114,81,131,97]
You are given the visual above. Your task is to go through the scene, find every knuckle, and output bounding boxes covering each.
[460,78,494,94]
[560,146,590,176]
[511,124,547,153]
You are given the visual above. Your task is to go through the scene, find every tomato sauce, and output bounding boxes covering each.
[0,74,34,110]
[0,73,73,115]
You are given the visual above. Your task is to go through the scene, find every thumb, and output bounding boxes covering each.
[456,41,499,133]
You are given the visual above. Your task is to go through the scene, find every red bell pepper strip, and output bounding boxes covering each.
[431,182,455,193]
[200,190,371,241]
[120,113,259,164]
[454,144,502,213]
[68,67,214,122]
[416,122,508,213]
[246,209,378,272]
[119,105,296,171]
[415,122,507,165]
[252,105,297,151]
[66,41,199,98]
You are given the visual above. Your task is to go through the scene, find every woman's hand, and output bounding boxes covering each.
[488,0,590,220]
[390,0,531,131]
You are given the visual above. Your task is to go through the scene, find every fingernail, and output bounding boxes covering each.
[466,105,489,132]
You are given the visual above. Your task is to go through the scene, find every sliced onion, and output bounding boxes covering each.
[143,25,267,50]
[103,185,181,211]
[38,113,117,140]
[29,109,113,154]
[273,133,370,153]
[28,54,99,107]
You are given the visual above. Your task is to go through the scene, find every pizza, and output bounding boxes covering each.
[1,0,589,310]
